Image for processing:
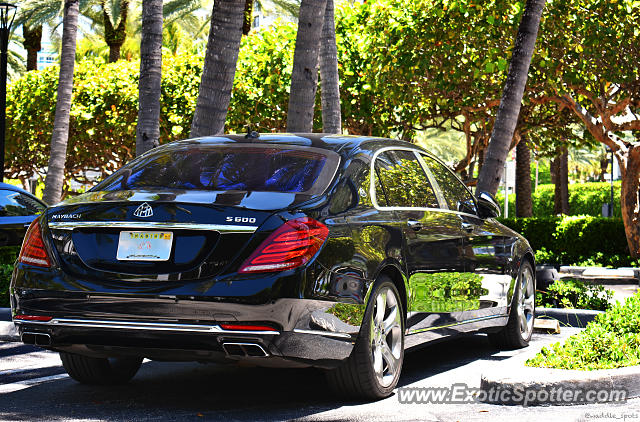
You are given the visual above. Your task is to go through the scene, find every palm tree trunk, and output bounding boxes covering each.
[42,0,79,205]
[135,0,163,156]
[23,25,42,71]
[103,0,129,63]
[286,0,327,133]
[190,0,245,138]
[475,0,545,196]
[318,0,340,134]
[515,137,532,217]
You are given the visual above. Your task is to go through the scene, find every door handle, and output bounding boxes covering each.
[407,220,422,231]
[461,222,475,233]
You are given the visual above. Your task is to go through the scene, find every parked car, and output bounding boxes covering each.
[0,183,46,247]
[10,134,535,399]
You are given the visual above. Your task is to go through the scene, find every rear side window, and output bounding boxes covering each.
[94,145,340,196]
[373,150,439,208]
[0,190,45,216]
[421,155,477,214]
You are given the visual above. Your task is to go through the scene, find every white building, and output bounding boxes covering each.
[36,40,57,71]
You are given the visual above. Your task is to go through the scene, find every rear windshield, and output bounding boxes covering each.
[93,144,340,196]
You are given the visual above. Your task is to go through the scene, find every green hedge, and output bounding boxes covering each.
[0,247,19,308]
[498,215,634,267]
[495,181,621,218]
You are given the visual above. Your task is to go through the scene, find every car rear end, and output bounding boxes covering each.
[10,139,361,368]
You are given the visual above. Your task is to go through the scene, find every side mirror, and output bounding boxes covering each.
[476,191,501,219]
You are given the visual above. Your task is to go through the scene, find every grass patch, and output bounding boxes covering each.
[526,292,640,370]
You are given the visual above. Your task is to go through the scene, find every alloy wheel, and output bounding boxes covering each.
[369,286,403,387]
[517,265,535,340]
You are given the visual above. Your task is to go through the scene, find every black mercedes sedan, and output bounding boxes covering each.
[10,134,535,399]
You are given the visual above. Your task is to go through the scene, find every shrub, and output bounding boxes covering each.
[495,181,622,218]
[498,215,633,267]
[526,292,640,370]
[0,247,19,308]
[536,278,613,311]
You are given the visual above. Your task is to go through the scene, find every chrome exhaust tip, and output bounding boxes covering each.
[21,332,51,346]
[222,342,269,357]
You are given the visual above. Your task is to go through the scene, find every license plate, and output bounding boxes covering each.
[116,231,173,261]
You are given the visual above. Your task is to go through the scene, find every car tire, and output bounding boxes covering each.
[60,352,142,385]
[488,260,535,349]
[325,275,404,400]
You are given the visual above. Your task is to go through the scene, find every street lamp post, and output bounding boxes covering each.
[0,2,16,183]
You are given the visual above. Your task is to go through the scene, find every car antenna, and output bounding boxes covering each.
[244,124,260,139]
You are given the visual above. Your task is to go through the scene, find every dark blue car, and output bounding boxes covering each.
[0,183,46,247]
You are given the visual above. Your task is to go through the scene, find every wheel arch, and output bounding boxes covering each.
[376,264,408,324]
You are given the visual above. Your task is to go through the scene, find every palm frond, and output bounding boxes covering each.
[14,0,63,28]
[7,46,25,81]
[270,0,300,18]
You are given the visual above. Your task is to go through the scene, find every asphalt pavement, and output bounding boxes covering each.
[1,328,639,421]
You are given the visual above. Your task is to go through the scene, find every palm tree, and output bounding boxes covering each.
[22,24,41,70]
[475,0,546,196]
[14,3,52,72]
[135,0,163,156]
[190,0,245,137]
[318,0,340,133]
[286,0,327,133]
[42,0,80,205]
[515,137,532,217]
[99,0,129,62]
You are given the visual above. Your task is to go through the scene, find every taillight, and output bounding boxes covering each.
[14,315,53,322]
[238,217,329,273]
[220,324,277,332]
[18,219,52,268]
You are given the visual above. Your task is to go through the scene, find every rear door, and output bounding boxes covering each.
[372,149,467,334]
[419,154,512,320]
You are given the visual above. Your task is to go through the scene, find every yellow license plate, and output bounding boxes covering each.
[116,231,173,261]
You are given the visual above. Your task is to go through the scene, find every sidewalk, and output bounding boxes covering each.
[0,308,17,341]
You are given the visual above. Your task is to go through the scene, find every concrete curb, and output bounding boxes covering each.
[480,365,640,406]
[480,327,640,406]
[535,307,603,328]
[0,320,18,342]
[0,308,18,342]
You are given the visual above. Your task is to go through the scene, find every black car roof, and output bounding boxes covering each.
[161,133,421,157]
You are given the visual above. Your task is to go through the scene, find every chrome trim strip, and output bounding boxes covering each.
[48,221,258,233]
[407,314,507,335]
[292,329,353,339]
[14,318,280,335]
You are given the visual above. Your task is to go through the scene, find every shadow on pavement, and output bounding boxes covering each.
[0,334,509,421]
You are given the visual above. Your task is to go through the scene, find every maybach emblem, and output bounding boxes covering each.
[133,202,154,218]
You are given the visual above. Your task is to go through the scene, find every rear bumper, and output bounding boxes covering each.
[12,297,364,368]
